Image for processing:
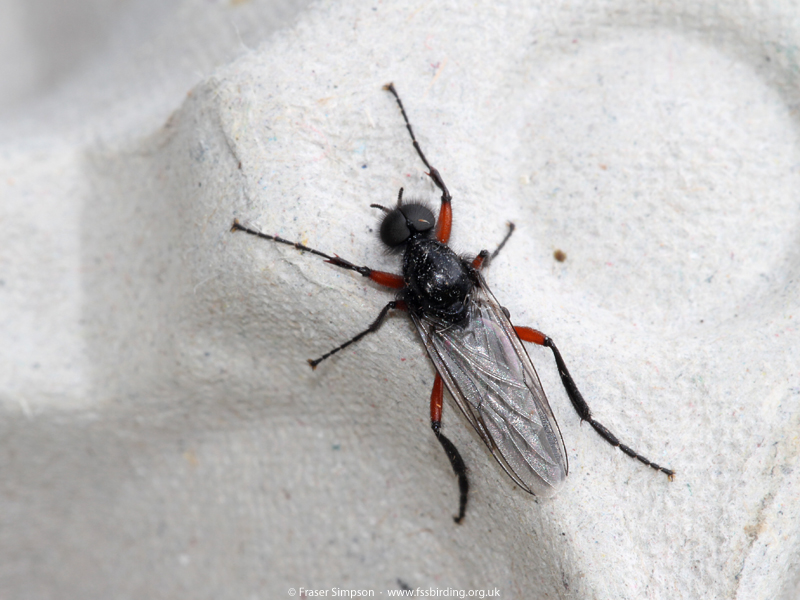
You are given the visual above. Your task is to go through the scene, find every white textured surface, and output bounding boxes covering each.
[3,1,800,598]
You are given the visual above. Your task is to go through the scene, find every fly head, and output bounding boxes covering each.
[375,201,436,248]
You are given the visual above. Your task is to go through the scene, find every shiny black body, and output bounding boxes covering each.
[402,238,477,324]
[231,83,674,524]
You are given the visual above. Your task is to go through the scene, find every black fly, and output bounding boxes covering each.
[231,83,674,523]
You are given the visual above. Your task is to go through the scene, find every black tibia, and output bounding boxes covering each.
[431,421,469,524]
[383,83,452,205]
[231,219,378,280]
[541,336,675,479]
[308,301,398,369]
[324,255,372,278]
[473,223,516,271]
[231,219,335,261]
[490,223,515,261]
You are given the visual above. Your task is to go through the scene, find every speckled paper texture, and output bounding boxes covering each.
[2,1,800,598]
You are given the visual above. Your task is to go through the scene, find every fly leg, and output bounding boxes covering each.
[472,223,516,270]
[383,83,453,244]
[515,326,675,480]
[232,220,409,367]
[232,220,405,289]
[308,300,408,368]
[430,373,469,523]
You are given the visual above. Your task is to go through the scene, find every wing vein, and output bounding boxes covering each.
[411,277,568,496]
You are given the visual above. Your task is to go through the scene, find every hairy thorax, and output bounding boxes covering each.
[402,238,475,323]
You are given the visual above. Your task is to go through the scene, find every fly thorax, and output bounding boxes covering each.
[403,238,473,322]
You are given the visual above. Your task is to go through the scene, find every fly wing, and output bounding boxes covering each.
[411,277,568,497]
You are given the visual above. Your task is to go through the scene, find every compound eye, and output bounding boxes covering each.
[379,210,411,246]
[400,204,435,234]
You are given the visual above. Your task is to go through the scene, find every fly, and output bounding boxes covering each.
[231,83,674,523]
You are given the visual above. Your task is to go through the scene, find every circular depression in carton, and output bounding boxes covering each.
[513,29,800,330]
